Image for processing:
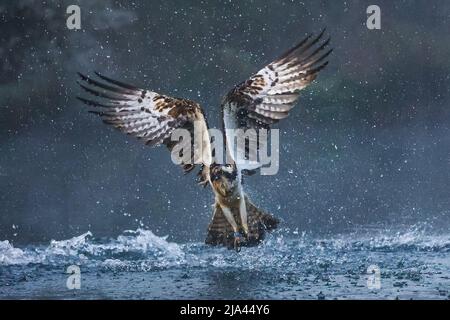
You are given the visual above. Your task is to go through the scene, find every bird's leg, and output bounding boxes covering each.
[236,171,249,239]
[197,165,210,188]
[221,205,243,251]
[238,194,249,237]
[221,205,238,232]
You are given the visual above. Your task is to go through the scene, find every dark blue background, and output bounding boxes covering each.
[1,0,449,243]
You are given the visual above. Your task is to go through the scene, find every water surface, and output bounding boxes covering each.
[1,227,449,300]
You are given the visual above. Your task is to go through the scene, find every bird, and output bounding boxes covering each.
[76,29,332,251]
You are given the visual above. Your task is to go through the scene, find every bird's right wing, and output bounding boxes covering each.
[77,72,212,179]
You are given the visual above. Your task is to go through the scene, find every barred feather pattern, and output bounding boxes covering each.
[77,72,211,173]
[221,29,331,169]
[205,196,279,248]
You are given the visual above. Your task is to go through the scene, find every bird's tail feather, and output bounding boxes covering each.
[205,196,279,249]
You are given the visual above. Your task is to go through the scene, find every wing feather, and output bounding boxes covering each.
[222,29,332,170]
[77,72,212,177]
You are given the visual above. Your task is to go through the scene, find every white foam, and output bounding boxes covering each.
[0,240,34,265]
[0,229,184,267]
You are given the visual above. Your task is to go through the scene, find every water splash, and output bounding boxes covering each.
[0,225,449,271]
[1,226,449,299]
[0,240,35,265]
[0,229,184,268]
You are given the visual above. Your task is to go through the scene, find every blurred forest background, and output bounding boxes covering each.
[1,0,450,243]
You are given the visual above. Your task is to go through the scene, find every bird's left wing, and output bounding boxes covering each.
[77,72,212,179]
[221,29,332,170]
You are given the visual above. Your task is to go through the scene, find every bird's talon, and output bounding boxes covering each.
[233,232,243,252]
[234,240,241,252]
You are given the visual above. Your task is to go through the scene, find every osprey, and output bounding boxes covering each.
[77,30,331,251]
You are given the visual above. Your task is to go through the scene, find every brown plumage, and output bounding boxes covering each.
[206,196,279,249]
[77,71,211,174]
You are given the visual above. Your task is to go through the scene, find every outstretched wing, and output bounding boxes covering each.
[222,29,332,169]
[77,72,212,179]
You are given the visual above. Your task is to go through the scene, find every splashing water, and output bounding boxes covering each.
[0,226,449,299]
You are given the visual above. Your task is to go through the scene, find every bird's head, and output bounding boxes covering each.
[209,163,239,197]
